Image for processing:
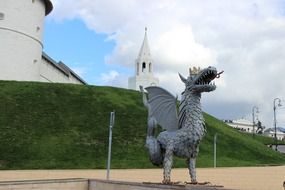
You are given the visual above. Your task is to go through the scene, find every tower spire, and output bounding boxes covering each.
[128,28,159,90]
[137,27,151,59]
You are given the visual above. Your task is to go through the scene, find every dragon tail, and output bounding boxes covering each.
[145,117,163,166]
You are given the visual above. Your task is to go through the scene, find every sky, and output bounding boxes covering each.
[43,0,285,128]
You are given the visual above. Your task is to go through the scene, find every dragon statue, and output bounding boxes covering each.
[140,66,223,184]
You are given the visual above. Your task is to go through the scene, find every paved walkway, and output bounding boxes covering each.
[0,166,284,190]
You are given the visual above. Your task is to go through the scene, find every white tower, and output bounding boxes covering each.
[128,28,159,90]
[0,0,53,81]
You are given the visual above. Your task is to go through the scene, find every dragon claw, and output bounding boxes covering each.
[185,181,211,185]
[162,179,170,184]
[162,180,182,185]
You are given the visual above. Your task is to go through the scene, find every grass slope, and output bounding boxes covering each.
[0,81,284,169]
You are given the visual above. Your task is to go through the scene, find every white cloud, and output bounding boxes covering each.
[100,70,119,83]
[153,25,217,72]
[48,0,285,127]
[98,70,128,88]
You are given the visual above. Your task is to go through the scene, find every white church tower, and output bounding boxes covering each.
[128,28,159,90]
[0,0,53,81]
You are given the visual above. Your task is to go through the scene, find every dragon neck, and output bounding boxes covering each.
[185,92,202,120]
[179,91,205,134]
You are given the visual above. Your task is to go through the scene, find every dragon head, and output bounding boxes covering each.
[179,66,223,94]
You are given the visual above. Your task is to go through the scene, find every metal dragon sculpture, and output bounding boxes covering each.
[140,66,223,184]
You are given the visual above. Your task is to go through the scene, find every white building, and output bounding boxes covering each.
[263,128,285,141]
[128,28,159,90]
[225,118,255,133]
[0,0,86,84]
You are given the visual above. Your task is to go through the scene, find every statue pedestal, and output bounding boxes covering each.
[0,178,231,190]
[89,179,231,190]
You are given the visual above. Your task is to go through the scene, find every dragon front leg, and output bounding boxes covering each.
[188,146,199,184]
[162,145,174,184]
[188,157,197,183]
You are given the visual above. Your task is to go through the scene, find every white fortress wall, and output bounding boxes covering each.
[0,0,46,81]
[40,56,85,84]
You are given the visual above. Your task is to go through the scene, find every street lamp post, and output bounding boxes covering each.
[214,133,218,168]
[273,98,282,151]
[107,111,115,180]
[252,106,259,137]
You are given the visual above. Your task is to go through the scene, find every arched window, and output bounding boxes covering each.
[149,62,152,72]
[142,62,146,72]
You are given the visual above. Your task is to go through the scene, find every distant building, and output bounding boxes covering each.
[0,0,86,84]
[224,118,255,133]
[128,28,159,90]
[263,128,285,141]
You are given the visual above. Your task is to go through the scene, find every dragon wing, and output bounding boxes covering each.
[145,86,178,132]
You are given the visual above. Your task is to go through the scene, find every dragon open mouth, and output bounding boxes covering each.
[195,70,223,85]
[195,70,216,85]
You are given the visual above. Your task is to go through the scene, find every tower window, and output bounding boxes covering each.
[149,62,152,72]
[142,62,146,72]
[0,13,4,20]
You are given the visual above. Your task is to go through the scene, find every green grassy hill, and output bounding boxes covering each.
[0,81,284,169]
